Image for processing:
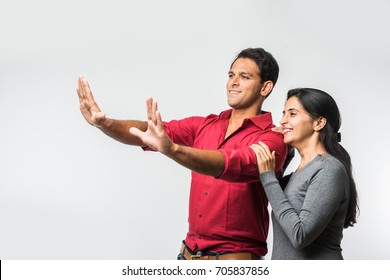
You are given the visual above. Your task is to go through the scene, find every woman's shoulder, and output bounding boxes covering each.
[318,154,344,168]
[314,154,348,180]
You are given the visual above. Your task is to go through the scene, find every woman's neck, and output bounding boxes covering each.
[296,141,327,172]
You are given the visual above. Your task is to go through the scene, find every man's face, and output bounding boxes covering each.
[226,58,263,110]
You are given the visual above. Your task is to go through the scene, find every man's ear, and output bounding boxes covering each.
[260,81,274,98]
[314,116,327,131]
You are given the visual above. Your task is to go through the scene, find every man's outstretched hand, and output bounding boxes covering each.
[77,75,107,127]
[130,97,177,156]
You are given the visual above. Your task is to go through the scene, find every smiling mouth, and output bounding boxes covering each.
[283,128,293,134]
[228,90,241,95]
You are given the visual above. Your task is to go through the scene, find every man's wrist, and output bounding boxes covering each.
[165,142,180,158]
[95,117,114,129]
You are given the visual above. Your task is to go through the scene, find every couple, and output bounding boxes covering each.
[77,47,358,260]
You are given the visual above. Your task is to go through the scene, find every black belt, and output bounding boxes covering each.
[180,243,263,260]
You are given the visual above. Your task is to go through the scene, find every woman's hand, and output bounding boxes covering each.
[250,141,276,174]
[272,126,283,134]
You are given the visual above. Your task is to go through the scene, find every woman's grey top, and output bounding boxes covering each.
[260,154,350,260]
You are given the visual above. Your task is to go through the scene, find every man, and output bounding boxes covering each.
[77,48,288,260]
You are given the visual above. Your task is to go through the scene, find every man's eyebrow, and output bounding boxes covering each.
[239,71,254,76]
[228,70,255,76]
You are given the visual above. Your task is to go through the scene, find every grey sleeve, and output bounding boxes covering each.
[260,165,347,249]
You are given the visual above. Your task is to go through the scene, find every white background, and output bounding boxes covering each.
[0,0,389,260]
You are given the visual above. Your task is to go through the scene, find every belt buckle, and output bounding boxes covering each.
[190,251,203,260]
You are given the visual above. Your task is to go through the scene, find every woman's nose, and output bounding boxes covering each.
[280,116,287,125]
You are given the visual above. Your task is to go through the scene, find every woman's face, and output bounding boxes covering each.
[280,96,317,146]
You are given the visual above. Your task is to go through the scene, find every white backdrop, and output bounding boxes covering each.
[1,0,389,260]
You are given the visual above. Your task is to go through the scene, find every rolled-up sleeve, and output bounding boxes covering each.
[218,132,287,183]
[218,148,259,182]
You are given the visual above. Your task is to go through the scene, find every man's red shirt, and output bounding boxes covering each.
[149,109,287,256]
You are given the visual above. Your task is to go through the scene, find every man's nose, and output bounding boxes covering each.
[232,76,240,86]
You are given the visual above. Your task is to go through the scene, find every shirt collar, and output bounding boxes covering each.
[219,109,274,130]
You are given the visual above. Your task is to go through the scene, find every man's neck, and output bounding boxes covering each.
[225,107,262,139]
[230,106,262,122]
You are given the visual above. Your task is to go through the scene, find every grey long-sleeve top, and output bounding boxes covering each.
[260,154,350,260]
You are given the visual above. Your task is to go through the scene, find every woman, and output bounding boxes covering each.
[251,88,358,260]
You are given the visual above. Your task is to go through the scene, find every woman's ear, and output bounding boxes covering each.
[314,116,327,131]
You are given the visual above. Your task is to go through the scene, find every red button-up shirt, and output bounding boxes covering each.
[151,109,287,256]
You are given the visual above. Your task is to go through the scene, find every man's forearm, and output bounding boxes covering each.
[166,144,225,177]
[98,118,148,146]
